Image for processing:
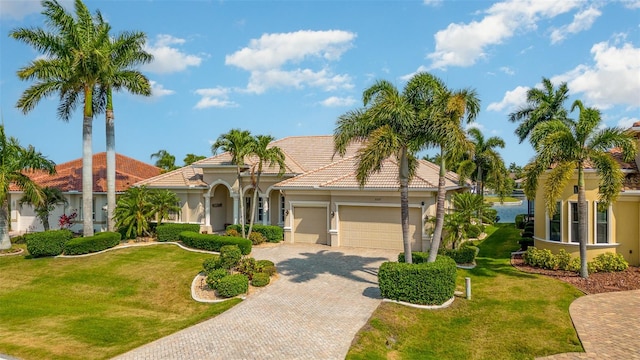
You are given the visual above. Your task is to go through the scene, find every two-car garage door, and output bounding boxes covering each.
[339,206,421,251]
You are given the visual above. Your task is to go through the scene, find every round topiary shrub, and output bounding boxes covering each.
[205,268,228,290]
[256,259,277,276]
[248,231,266,245]
[256,259,275,268]
[236,257,258,279]
[216,274,249,298]
[219,245,242,270]
[203,255,221,273]
[251,272,270,287]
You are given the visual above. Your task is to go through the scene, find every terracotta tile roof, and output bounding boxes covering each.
[11,153,161,192]
[274,155,461,190]
[135,165,208,188]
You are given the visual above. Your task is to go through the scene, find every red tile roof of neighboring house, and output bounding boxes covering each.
[11,153,161,193]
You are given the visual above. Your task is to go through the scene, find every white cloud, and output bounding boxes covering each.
[559,40,640,109]
[225,30,356,94]
[487,86,530,112]
[427,0,579,69]
[320,96,356,107]
[0,1,41,20]
[465,122,485,131]
[142,34,203,74]
[550,6,601,44]
[423,0,443,7]
[400,65,428,81]
[194,87,238,109]
[149,80,175,97]
[617,117,639,129]
[500,66,515,75]
[624,0,640,9]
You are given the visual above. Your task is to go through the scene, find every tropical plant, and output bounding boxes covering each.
[11,0,110,237]
[150,189,181,226]
[0,125,56,249]
[458,127,507,200]
[183,153,206,165]
[19,186,68,231]
[508,77,570,145]
[96,14,152,232]
[114,186,154,238]
[451,192,494,225]
[246,135,285,237]
[212,129,254,238]
[523,100,637,278]
[150,150,177,172]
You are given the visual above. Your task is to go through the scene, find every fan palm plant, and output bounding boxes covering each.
[114,186,155,238]
[19,186,68,231]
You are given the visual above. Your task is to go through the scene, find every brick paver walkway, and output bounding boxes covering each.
[537,289,640,360]
[113,244,397,360]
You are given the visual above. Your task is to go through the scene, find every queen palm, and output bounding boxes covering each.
[463,127,507,199]
[0,125,56,249]
[523,100,637,278]
[150,150,177,172]
[212,129,254,238]
[19,186,68,231]
[11,0,109,236]
[247,135,286,237]
[150,189,181,226]
[509,77,570,145]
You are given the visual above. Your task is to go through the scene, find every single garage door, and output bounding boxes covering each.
[293,206,328,245]
[339,206,421,251]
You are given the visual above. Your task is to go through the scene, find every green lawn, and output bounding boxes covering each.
[0,244,240,360]
[347,224,584,360]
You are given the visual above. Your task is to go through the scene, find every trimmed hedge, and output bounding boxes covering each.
[398,247,477,265]
[379,256,457,305]
[179,231,251,254]
[217,274,249,298]
[64,232,121,255]
[515,214,526,229]
[157,223,200,242]
[205,268,228,290]
[524,247,629,273]
[226,224,283,243]
[251,272,270,287]
[26,230,73,258]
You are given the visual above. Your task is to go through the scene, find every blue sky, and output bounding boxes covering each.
[1,0,639,168]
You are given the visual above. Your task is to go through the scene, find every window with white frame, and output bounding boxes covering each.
[549,201,561,241]
[167,202,181,222]
[569,202,579,243]
[594,202,609,244]
[258,197,264,222]
[280,195,285,223]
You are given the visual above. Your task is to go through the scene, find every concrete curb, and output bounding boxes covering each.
[190,272,245,303]
[382,296,455,309]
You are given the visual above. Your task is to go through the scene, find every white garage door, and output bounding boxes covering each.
[339,206,421,251]
[293,206,328,245]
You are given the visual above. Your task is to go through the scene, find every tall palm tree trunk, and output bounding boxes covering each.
[106,88,116,231]
[82,87,94,237]
[577,165,588,278]
[399,147,412,264]
[476,165,484,221]
[428,148,447,263]
[0,204,10,249]
[236,168,245,238]
[42,216,50,231]
[247,172,262,238]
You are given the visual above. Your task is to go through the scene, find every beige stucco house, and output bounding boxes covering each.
[136,135,466,252]
[10,153,161,234]
[532,122,640,266]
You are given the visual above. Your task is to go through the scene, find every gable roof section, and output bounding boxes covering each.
[134,165,208,188]
[12,153,161,192]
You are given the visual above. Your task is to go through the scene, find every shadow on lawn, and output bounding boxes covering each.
[276,250,390,285]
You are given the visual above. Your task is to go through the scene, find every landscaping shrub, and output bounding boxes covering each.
[256,259,277,276]
[178,231,251,254]
[466,224,482,239]
[591,252,628,272]
[248,231,266,245]
[518,238,534,251]
[260,265,277,276]
[219,245,242,270]
[256,259,275,268]
[202,255,221,273]
[157,223,200,242]
[226,228,240,237]
[226,224,284,242]
[398,247,477,265]
[205,268,228,290]
[26,230,73,258]
[216,274,249,298]
[523,247,558,270]
[63,232,121,255]
[555,249,572,271]
[251,272,270,287]
[397,251,429,263]
[11,234,27,244]
[525,247,628,274]
[378,256,457,305]
[236,257,258,279]
[515,214,526,229]
[485,208,499,224]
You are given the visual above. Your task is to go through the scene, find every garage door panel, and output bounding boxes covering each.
[293,207,328,245]
[340,206,420,251]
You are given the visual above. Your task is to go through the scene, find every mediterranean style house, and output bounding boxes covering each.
[10,153,161,234]
[532,122,640,266]
[136,135,466,252]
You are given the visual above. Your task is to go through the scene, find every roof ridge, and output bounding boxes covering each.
[137,166,187,185]
[319,156,362,187]
[276,154,358,186]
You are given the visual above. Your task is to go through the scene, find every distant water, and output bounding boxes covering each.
[491,194,529,223]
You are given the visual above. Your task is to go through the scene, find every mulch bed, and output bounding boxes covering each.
[511,254,640,294]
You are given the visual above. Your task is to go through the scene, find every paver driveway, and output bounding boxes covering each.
[113,243,398,360]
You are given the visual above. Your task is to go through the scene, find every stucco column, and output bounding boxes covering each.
[261,195,269,225]
[200,194,212,234]
[232,192,240,225]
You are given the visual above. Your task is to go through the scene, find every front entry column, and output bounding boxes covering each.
[232,192,240,225]
[200,194,213,234]
[261,195,269,225]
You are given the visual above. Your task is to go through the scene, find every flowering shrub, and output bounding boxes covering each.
[58,211,78,230]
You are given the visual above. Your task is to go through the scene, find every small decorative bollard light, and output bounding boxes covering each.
[465,277,471,300]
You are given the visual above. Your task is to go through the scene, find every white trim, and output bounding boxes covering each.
[568,201,579,244]
[533,236,620,248]
[593,201,611,244]
[206,179,233,196]
[546,201,562,242]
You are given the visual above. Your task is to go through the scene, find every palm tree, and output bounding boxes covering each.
[11,0,109,237]
[464,127,506,199]
[508,77,570,145]
[212,129,254,238]
[0,125,56,249]
[19,186,68,231]
[247,135,286,237]
[150,189,181,226]
[114,186,154,239]
[150,150,177,172]
[183,154,206,165]
[523,100,637,278]
[96,13,153,232]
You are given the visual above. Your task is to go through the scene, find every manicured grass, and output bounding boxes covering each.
[347,224,584,360]
[0,244,240,360]
[484,196,521,203]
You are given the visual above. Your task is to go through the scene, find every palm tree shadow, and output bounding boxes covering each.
[276,250,390,286]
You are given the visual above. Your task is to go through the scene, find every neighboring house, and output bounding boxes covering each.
[136,135,467,252]
[10,153,161,234]
[532,122,640,266]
